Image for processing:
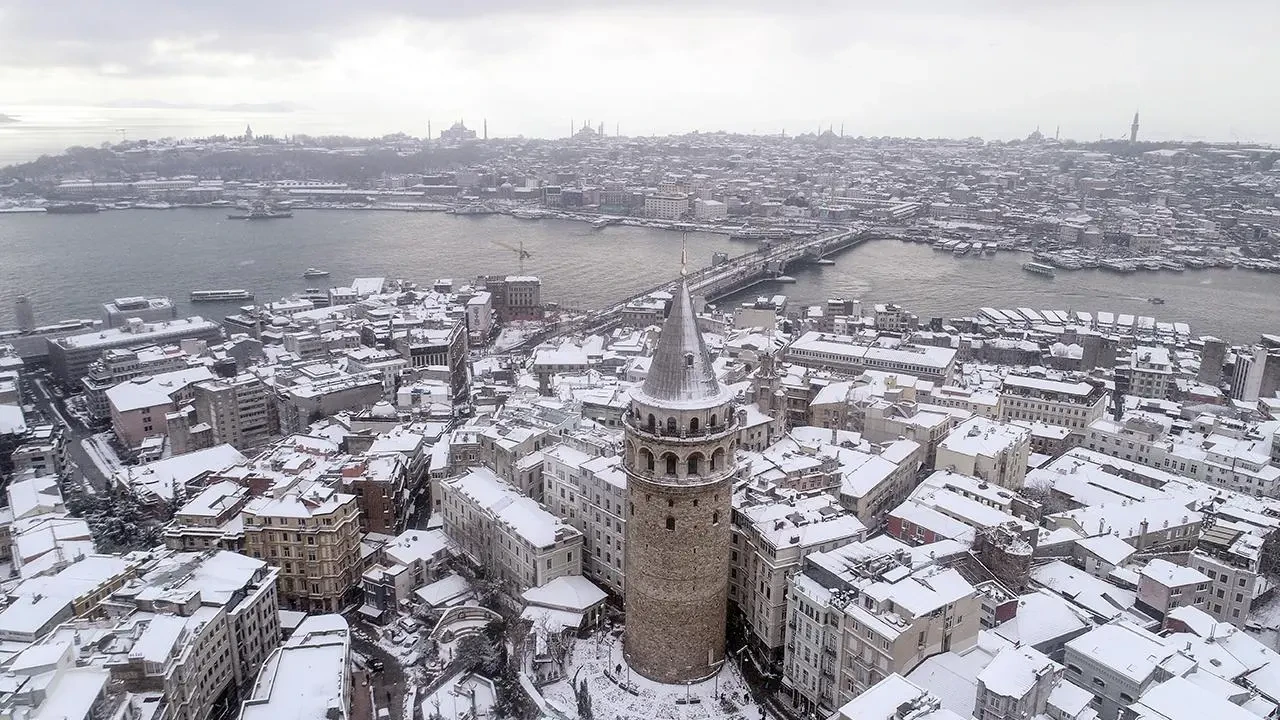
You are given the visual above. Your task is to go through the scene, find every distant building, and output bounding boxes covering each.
[101,296,178,328]
[48,317,223,388]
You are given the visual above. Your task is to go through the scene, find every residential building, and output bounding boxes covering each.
[106,366,215,450]
[998,374,1108,434]
[935,417,1032,490]
[1062,621,1195,720]
[783,538,981,716]
[439,467,583,595]
[730,490,866,670]
[241,481,362,612]
[240,615,350,720]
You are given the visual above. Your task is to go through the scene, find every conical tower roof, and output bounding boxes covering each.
[635,279,730,409]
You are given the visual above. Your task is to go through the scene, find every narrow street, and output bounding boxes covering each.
[350,627,409,720]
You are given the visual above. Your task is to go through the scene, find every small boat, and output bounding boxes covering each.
[815,259,836,266]
[1022,262,1056,278]
[303,268,330,279]
[191,289,254,302]
[1148,297,1166,305]
[774,275,797,283]
[953,242,971,256]
[591,218,614,229]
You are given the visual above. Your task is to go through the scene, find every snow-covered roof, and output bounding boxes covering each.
[521,575,607,613]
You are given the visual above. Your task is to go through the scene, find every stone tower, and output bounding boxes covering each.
[623,278,738,683]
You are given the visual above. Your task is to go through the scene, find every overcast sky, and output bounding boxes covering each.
[2,1,1276,142]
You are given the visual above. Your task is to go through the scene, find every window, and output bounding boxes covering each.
[646,414,655,431]
[666,516,675,531]
[690,417,699,433]
[666,417,677,435]
[688,454,702,475]
[713,511,721,525]
[1120,693,1134,704]
[665,454,677,475]
[1092,678,1105,689]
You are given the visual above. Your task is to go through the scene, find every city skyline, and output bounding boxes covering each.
[1,1,1278,144]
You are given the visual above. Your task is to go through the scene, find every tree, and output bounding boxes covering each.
[575,678,593,720]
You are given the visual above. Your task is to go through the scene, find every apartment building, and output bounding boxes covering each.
[106,366,215,450]
[241,481,362,612]
[101,549,281,706]
[935,417,1032,490]
[541,444,627,595]
[1134,559,1210,620]
[82,345,193,422]
[1123,346,1175,400]
[730,490,866,670]
[1062,621,1194,720]
[439,467,583,594]
[1085,412,1280,496]
[782,539,981,717]
[998,374,1108,434]
[336,454,408,535]
[178,373,277,452]
[162,480,251,552]
[240,615,350,720]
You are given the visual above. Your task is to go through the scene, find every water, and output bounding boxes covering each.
[0,209,737,323]
[1,211,1278,343]
[722,241,1280,343]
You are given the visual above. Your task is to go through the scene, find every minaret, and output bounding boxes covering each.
[483,118,488,141]
[623,259,739,683]
[1130,111,1140,143]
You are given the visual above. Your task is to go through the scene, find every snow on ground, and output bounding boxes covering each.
[541,633,774,720]
[81,433,125,477]
[493,322,545,352]
[1245,593,1280,651]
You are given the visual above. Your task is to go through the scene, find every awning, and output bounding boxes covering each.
[357,603,384,619]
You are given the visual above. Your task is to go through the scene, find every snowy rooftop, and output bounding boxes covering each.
[832,673,966,720]
[105,366,215,412]
[240,615,349,720]
[117,444,246,502]
[1140,558,1210,588]
[521,574,607,613]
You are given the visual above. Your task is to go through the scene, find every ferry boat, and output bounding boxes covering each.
[46,203,100,214]
[302,268,330,279]
[953,242,971,256]
[774,275,797,283]
[1022,262,1056,278]
[591,217,616,230]
[510,208,545,220]
[815,259,836,266]
[191,289,254,302]
[729,228,790,242]
[1148,297,1166,305]
[450,203,498,216]
[228,201,292,220]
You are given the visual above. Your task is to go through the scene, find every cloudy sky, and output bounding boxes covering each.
[1,0,1276,142]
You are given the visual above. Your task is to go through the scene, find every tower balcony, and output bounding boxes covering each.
[622,412,738,445]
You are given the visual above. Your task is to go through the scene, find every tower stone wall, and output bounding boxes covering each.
[622,278,738,684]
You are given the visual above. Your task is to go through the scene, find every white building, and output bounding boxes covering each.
[240,614,350,720]
[439,467,583,594]
[935,417,1032,490]
[998,374,1108,435]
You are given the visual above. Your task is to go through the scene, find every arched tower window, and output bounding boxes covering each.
[663,453,678,476]
[687,453,703,476]
[711,447,725,471]
[690,417,700,434]
[713,511,721,525]
[666,417,677,435]
[684,352,694,367]
[639,448,654,472]
[646,414,656,431]
[666,516,676,531]
[710,413,717,428]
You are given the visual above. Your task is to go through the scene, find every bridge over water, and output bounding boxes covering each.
[508,226,870,353]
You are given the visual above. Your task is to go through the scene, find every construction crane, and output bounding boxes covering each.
[493,239,532,274]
